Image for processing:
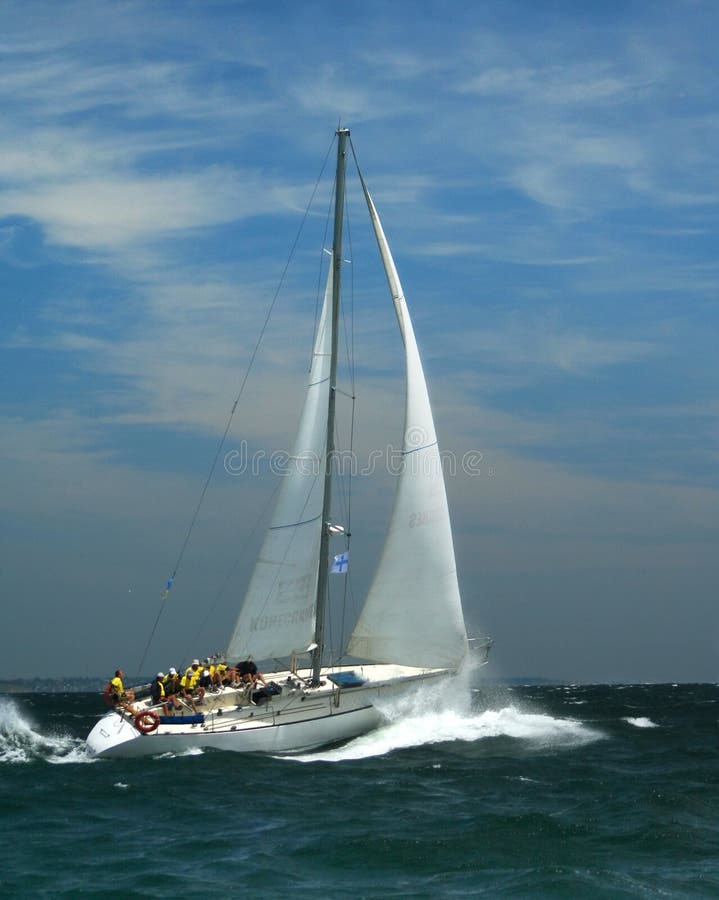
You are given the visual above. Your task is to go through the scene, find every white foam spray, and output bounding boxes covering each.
[622,716,659,729]
[154,747,205,760]
[0,697,96,765]
[290,666,602,763]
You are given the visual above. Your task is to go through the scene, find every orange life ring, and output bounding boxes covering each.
[134,711,160,734]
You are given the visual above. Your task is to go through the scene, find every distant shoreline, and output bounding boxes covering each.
[0,675,684,693]
[0,675,566,694]
[5,676,709,694]
[0,677,109,694]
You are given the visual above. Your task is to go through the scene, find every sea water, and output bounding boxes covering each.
[1,683,717,897]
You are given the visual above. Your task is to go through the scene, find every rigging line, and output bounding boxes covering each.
[331,175,356,537]
[309,178,354,665]
[179,478,282,668]
[171,136,336,582]
[135,606,165,684]
[341,188,356,395]
[228,433,328,656]
[311,180,336,371]
[327,411,353,649]
[331,396,356,657]
[339,390,356,653]
[348,135,367,201]
[325,423,347,661]
[336,151,356,654]
[135,135,336,679]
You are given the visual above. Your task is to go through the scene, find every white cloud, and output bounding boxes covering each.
[0,170,264,248]
[459,64,635,106]
[448,320,659,376]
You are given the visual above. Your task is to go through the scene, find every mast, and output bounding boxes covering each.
[311,127,349,685]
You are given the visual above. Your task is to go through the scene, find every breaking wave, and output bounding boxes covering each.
[0,697,95,765]
[290,679,603,763]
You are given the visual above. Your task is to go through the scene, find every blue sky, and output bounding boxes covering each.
[1,0,717,682]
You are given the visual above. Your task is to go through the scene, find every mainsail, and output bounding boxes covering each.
[347,186,468,669]
[226,264,333,660]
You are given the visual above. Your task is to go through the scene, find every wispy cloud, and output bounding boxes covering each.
[0,170,271,248]
[459,63,637,105]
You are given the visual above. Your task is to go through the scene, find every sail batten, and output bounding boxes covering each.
[269,515,322,531]
[404,441,438,455]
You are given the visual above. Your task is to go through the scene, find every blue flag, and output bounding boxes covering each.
[331,552,349,574]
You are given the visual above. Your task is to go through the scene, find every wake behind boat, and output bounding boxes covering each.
[87,128,490,759]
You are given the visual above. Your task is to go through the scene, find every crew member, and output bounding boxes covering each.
[150,672,174,716]
[108,669,137,715]
[236,660,266,686]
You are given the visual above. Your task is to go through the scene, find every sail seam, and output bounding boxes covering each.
[403,441,438,456]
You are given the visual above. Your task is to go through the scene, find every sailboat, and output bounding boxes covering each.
[86,129,490,759]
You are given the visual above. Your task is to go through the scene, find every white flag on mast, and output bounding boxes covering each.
[331,552,349,574]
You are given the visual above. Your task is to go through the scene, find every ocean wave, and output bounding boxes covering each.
[154,747,205,759]
[289,692,603,763]
[622,716,659,728]
[0,696,95,765]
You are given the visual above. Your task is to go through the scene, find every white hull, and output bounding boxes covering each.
[86,664,453,759]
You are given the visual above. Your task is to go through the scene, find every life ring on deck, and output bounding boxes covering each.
[134,711,160,734]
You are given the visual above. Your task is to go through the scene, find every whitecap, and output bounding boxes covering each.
[47,744,98,765]
[0,697,91,764]
[154,747,204,759]
[622,716,659,729]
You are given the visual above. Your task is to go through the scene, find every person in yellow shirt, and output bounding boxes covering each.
[163,668,182,708]
[179,671,199,712]
[213,662,228,689]
[183,659,206,702]
[108,669,138,715]
[150,673,174,716]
